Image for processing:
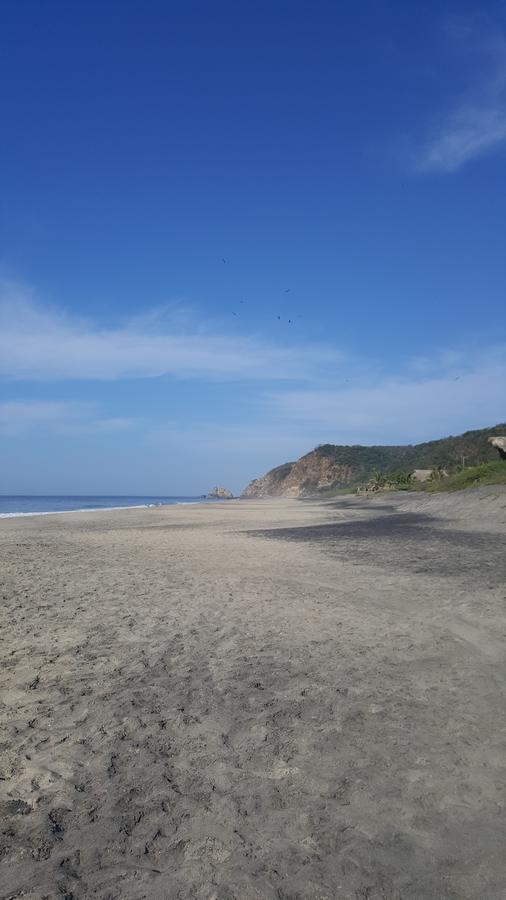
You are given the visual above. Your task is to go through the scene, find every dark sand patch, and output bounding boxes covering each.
[250,510,506,584]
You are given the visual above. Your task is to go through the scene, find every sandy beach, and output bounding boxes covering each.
[1,490,505,900]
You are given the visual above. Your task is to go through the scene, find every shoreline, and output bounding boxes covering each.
[0,503,156,519]
[0,499,213,519]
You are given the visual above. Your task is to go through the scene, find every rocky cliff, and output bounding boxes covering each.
[241,454,355,498]
[241,424,506,498]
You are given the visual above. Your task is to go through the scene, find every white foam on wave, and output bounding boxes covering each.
[0,498,204,519]
[0,504,152,519]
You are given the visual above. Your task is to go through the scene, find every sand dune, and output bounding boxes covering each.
[1,490,505,899]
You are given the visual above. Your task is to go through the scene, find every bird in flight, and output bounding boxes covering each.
[284,288,291,293]
[221,258,226,264]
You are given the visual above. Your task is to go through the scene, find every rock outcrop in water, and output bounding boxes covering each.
[207,486,234,499]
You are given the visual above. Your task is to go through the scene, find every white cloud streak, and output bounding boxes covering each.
[149,421,311,458]
[2,347,503,465]
[0,281,340,382]
[417,21,506,172]
[1,282,503,455]
[419,105,506,173]
[0,401,134,436]
[267,347,506,445]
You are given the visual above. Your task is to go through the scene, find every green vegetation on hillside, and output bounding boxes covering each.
[420,460,506,492]
[358,460,506,495]
[313,423,506,487]
[243,424,506,498]
[368,470,414,490]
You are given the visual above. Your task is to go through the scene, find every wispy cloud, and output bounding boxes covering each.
[419,104,506,173]
[0,401,134,436]
[266,345,506,445]
[149,421,311,458]
[0,281,340,382]
[2,350,503,493]
[417,20,506,172]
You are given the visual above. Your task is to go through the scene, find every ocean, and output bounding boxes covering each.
[0,495,203,518]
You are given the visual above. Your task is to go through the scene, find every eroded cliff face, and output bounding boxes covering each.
[241,462,296,498]
[241,451,355,498]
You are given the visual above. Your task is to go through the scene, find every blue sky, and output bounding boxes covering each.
[1,0,505,494]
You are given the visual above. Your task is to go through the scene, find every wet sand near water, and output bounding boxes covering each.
[1,490,505,899]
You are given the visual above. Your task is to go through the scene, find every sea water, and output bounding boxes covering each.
[0,495,203,518]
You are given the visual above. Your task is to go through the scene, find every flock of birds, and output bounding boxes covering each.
[219,258,464,380]
[221,257,296,325]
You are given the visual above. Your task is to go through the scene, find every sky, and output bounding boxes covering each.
[1,0,505,495]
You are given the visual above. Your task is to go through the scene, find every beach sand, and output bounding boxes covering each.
[1,490,505,899]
